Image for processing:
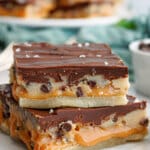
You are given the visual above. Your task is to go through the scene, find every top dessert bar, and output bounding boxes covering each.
[12,43,129,108]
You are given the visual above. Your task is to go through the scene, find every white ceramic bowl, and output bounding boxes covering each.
[129,39,150,97]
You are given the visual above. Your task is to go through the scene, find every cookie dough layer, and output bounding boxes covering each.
[13,76,129,108]
[0,0,56,18]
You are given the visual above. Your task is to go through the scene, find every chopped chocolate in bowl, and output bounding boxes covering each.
[139,42,150,52]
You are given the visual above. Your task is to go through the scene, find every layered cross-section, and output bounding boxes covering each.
[12,43,129,108]
[0,84,149,150]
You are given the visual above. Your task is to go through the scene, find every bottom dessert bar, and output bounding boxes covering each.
[0,84,149,150]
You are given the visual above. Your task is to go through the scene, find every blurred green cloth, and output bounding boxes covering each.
[0,15,150,81]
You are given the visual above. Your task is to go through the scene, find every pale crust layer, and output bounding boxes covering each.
[19,95,127,108]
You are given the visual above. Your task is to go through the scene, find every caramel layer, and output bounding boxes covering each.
[13,84,124,100]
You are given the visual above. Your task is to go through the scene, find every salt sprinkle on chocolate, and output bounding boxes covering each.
[25,54,30,58]
[16,48,20,52]
[24,42,32,47]
[33,55,40,58]
[96,54,101,57]
[78,43,82,47]
[79,54,86,58]
[49,109,54,114]
[104,61,109,65]
[85,42,90,47]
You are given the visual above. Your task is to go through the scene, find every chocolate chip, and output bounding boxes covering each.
[76,87,83,97]
[26,81,30,86]
[40,82,52,93]
[16,126,21,131]
[56,129,64,139]
[2,111,10,119]
[140,102,146,109]
[28,131,31,137]
[56,122,72,139]
[60,86,66,91]
[30,142,34,150]
[87,80,96,88]
[2,104,10,119]
[60,122,72,132]
[4,86,11,94]
[75,126,79,131]
[112,116,118,122]
[139,118,149,127]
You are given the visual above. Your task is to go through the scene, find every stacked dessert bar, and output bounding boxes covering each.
[12,43,129,108]
[50,0,122,18]
[0,0,122,18]
[0,43,149,150]
[0,0,56,18]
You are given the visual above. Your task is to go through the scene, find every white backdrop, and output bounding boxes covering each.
[125,0,150,15]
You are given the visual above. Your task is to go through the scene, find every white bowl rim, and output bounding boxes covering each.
[129,39,150,56]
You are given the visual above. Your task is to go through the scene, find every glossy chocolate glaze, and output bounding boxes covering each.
[13,43,128,83]
[0,84,146,131]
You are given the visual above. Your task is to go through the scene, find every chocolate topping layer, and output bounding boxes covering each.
[13,43,128,83]
[30,101,146,130]
[0,84,146,131]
